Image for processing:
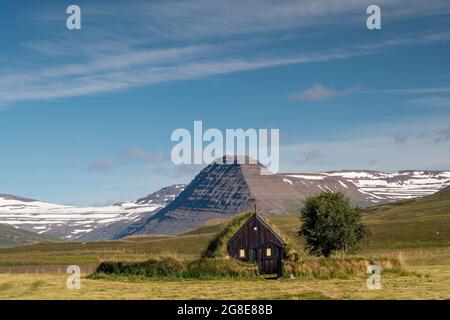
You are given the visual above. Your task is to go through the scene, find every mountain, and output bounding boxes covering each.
[2,163,449,241]
[0,185,185,241]
[117,158,305,237]
[280,170,450,205]
[135,184,186,206]
[118,162,450,237]
[0,223,54,248]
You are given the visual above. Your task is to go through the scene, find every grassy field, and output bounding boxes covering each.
[1,188,450,299]
[0,232,215,273]
[0,262,449,299]
[0,220,449,299]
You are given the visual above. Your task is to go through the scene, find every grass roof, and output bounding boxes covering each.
[202,212,292,258]
[202,212,254,258]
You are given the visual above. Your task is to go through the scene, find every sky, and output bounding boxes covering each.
[1,0,450,205]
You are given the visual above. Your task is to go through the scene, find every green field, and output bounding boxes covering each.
[0,188,450,299]
[1,263,449,300]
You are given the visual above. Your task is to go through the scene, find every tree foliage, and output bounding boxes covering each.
[299,191,370,258]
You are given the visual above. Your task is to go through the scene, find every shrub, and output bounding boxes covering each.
[93,257,257,279]
[94,257,186,278]
[286,248,299,262]
[96,261,124,274]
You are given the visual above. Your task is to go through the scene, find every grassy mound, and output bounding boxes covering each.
[186,258,257,279]
[283,257,403,279]
[95,257,186,278]
[92,257,257,280]
[92,256,402,280]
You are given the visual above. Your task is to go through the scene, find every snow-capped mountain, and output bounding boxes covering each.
[2,168,450,241]
[0,184,185,240]
[134,184,186,206]
[281,170,450,205]
[117,161,450,237]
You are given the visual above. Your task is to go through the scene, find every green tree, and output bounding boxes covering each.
[299,191,370,258]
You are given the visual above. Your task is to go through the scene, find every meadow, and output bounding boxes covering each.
[1,197,450,300]
[0,263,449,300]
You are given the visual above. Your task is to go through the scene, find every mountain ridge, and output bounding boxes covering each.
[118,163,450,237]
[0,184,186,241]
[1,166,449,240]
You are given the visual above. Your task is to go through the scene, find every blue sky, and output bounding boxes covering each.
[1,0,450,205]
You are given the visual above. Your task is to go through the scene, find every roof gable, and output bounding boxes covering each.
[227,213,286,246]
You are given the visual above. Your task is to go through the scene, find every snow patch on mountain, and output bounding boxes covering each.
[0,184,186,240]
[286,170,450,202]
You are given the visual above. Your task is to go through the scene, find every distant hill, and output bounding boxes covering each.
[1,162,449,241]
[363,185,450,249]
[116,158,450,237]
[0,224,54,248]
[365,185,450,220]
[0,185,185,241]
[181,186,450,252]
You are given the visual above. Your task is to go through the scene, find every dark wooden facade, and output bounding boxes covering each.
[227,214,285,276]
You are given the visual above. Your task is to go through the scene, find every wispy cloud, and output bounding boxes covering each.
[289,84,358,101]
[88,148,167,173]
[2,30,449,107]
[406,96,450,108]
[393,133,409,144]
[122,148,166,164]
[434,127,450,143]
[88,159,116,172]
[280,116,450,172]
[85,0,450,40]
[384,86,450,95]
[296,150,327,165]
[2,0,450,108]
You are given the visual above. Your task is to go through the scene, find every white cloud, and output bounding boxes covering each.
[2,0,450,108]
[100,0,450,40]
[407,96,450,108]
[289,84,358,101]
[1,30,449,107]
[384,86,450,95]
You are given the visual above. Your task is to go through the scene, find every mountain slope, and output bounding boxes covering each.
[119,165,450,237]
[362,185,450,249]
[365,185,450,221]
[280,170,450,205]
[1,167,449,241]
[0,223,54,248]
[118,159,305,237]
[0,185,185,241]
